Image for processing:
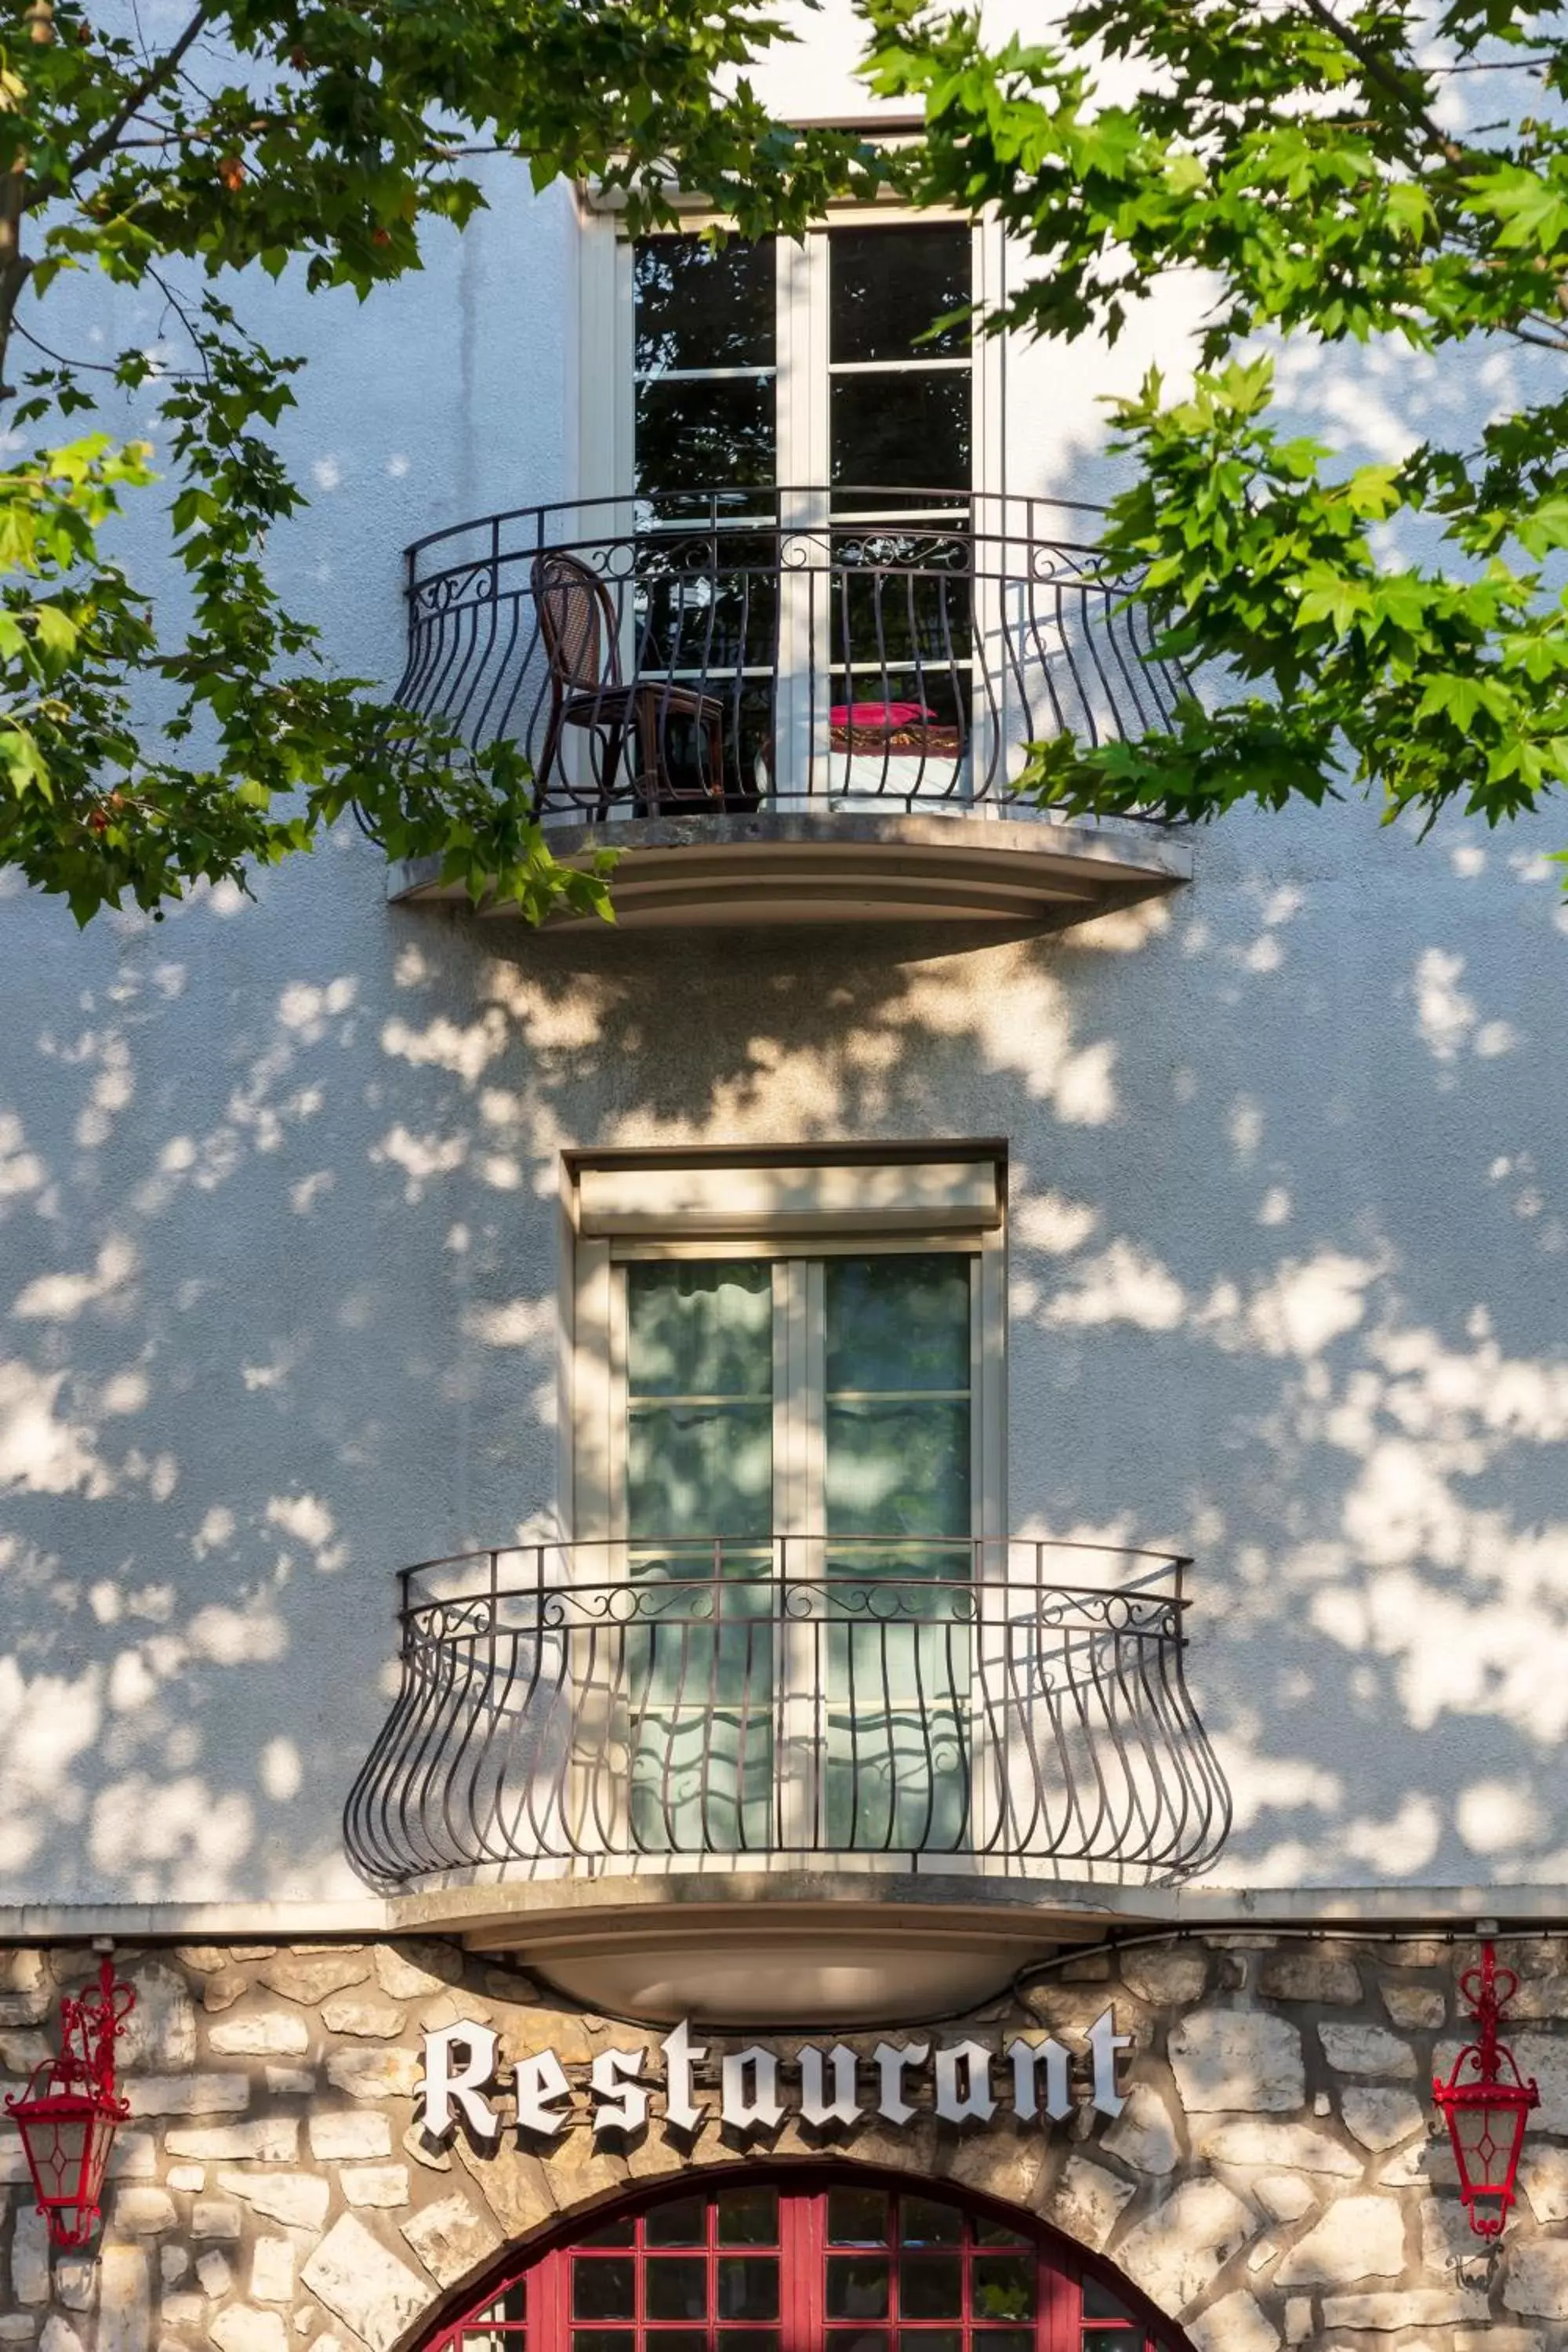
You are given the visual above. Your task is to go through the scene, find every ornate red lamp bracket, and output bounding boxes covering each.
[3,1956,136,2250]
[1432,1940,1539,2240]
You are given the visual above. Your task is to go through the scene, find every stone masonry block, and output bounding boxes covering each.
[1276,2198,1406,2288]
[302,2216,438,2352]
[209,2016,310,2057]
[1116,2181,1257,2314]
[1317,2025,1416,2079]
[401,2193,505,2289]
[1170,2013,1305,2113]
[1185,2291,1279,2352]
[1257,1953,1362,2006]
[1047,2159,1136,2255]
[310,2112,394,2161]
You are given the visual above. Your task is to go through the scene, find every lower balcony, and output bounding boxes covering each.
[383,488,1193,927]
[344,1537,1230,2023]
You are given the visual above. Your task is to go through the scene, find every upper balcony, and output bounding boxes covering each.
[384,488,1193,927]
[343,1535,1230,2024]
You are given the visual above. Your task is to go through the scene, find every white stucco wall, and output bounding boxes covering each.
[0,34,1564,1913]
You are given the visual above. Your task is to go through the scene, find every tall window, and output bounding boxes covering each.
[626,225,978,803]
[632,226,974,504]
[619,1254,978,1853]
[420,2178,1178,2352]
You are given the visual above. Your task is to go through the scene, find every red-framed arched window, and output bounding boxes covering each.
[419,2170,1185,2352]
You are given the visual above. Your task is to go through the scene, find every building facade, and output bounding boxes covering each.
[2,12,1567,2352]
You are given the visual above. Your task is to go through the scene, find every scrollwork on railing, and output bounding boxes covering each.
[344,1534,1231,1890]
[388,487,1192,821]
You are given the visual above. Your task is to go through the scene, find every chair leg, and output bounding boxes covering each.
[535,710,562,815]
[704,712,726,807]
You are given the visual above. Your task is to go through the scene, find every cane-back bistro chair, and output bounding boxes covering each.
[532,550,728,816]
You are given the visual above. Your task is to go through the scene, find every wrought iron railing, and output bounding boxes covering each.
[343,1537,1230,1888]
[393,488,1188,818]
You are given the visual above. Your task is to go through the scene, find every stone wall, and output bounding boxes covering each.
[2,1936,1566,2352]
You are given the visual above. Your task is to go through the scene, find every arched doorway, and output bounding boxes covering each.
[416,2172,1189,2352]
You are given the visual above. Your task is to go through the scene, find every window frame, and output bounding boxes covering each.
[563,1148,1007,1554]
[419,2168,1187,2352]
[576,206,1006,511]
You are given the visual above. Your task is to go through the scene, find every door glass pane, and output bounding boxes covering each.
[626,1261,774,1852]
[637,235,776,374]
[831,373,971,498]
[637,377,778,499]
[823,1255,973,1850]
[717,2187,779,2245]
[573,2262,635,2321]
[830,227,972,363]
[633,234,779,790]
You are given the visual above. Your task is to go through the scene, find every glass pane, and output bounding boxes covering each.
[646,2197,708,2249]
[974,2220,1027,2248]
[638,378,777,499]
[899,2257,963,2321]
[629,1262,772,1399]
[975,2334,1033,2352]
[637,235,777,375]
[829,2190,890,2245]
[574,2335,633,2352]
[647,2260,708,2321]
[825,1400,971,1541]
[901,2200,962,2246]
[1085,2332,1142,2352]
[831,227,972,362]
[717,2187,779,2245]
[828,2335,889,2352]
[1083,2282,1140,2323]
[901,2336,960,2352]
[579,2220,635,2248]
[573,2263,635,2322]
[973,2259,1035,2322]
[831,372,970,497]
[652,2336,709,2352]
[717,2261,779,2322]
[827,1258,971,1394]
[628,1402,774,1543]
[827,2258,891,2321]
[720,2337,779,2352]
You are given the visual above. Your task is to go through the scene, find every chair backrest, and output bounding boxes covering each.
[532,550,621,695]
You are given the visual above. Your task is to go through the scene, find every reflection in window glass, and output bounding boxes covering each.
[716,2263,779,2323]
[829,2189,891,2245]
[573,2264,635,2323]
[717,2187,779,2245]
[830,227,972,363]
[644,2198,706,2249]
[831,373,971,497]
[636,236,776,376]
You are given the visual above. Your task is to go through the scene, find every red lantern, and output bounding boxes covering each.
[4,1957,136,2249]
[1432,1941,1539,2239]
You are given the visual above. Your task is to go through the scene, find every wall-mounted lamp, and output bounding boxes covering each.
[1432,1940,1539,2239]
[4,1956,136,2249]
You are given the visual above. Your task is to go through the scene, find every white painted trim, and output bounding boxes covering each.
[577,1158,1001,1236]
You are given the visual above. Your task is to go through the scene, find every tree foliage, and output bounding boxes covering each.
[867,0,1568,857]
[0,0,875,923]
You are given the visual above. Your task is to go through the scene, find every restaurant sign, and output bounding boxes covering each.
[416,2013,1131,2148]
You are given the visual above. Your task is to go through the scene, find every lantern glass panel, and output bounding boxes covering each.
[1455,2097,1526,2193]
[22,2104,90,2201]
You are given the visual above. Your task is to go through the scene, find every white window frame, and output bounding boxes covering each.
[574,205,1006,514]
[563,1145,1007,1553]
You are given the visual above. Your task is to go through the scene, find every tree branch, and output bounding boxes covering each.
[1292,0,1468,163]
[66,2,215,183]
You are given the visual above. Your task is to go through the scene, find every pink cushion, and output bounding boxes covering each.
[829,699,935,730]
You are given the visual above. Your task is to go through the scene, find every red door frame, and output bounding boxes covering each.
[413,2162,1194,2352]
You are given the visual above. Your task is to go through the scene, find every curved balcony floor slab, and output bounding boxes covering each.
[387,809,1192,930]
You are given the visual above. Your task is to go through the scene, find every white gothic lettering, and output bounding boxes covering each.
[416,2010,1131,2149]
